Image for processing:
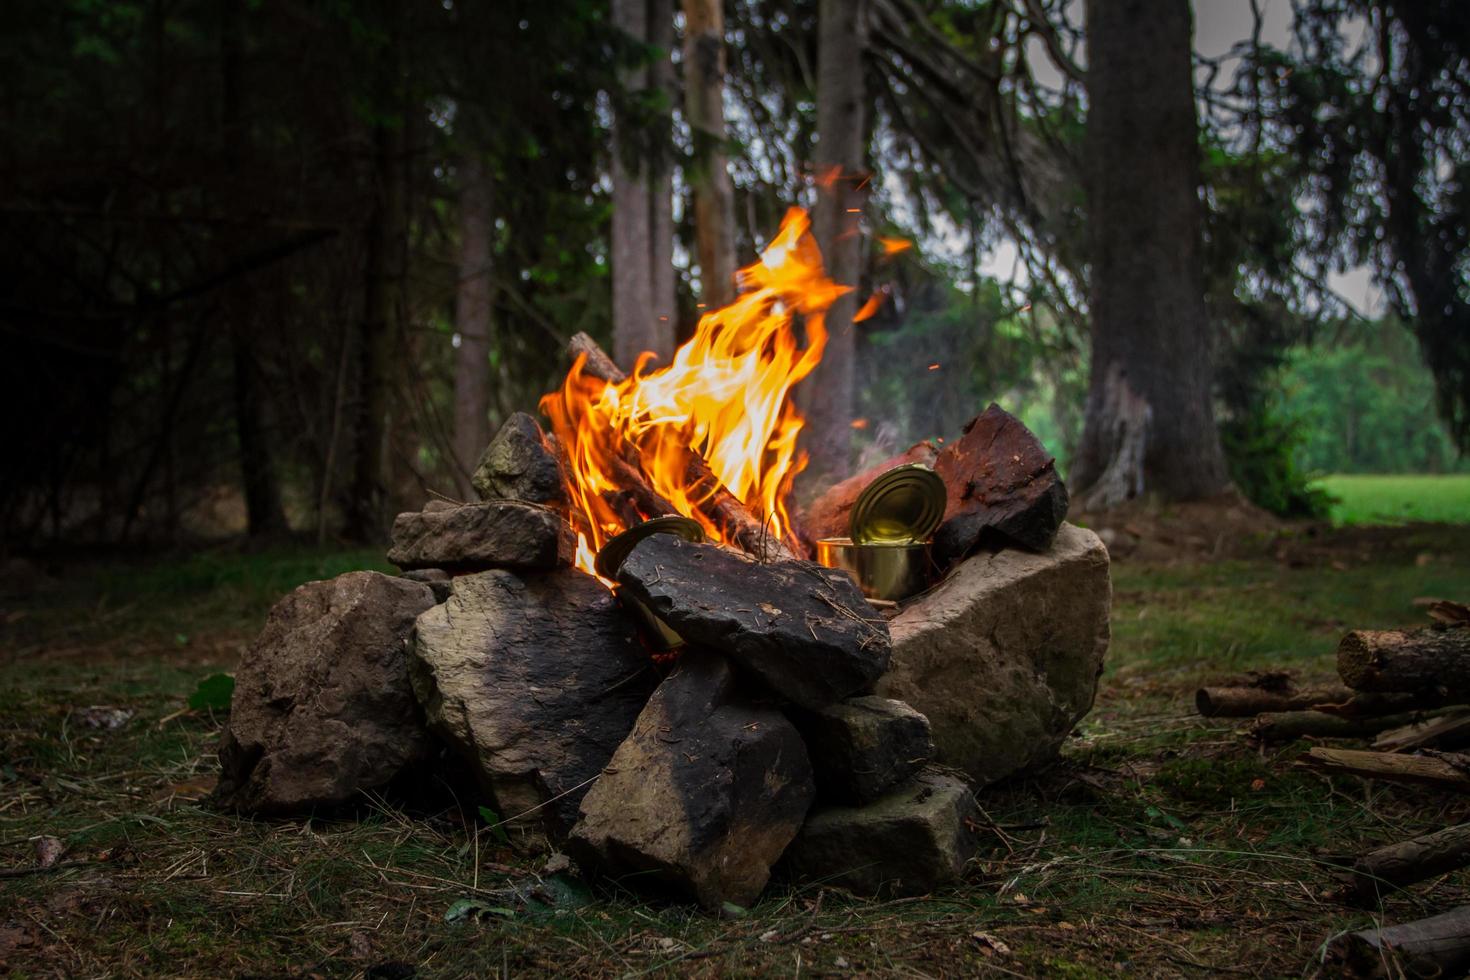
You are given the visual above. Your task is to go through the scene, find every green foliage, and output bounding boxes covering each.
[1218,404,1334,519]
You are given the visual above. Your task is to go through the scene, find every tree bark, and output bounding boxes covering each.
[1328,906,1470,978]
[1337,626,1470,695]
[681,0,738,309]
[1071,0,1230,508]
[647,0,677,343]
[453,153,495,497]
[1351,823,1470,902]
[802,0,869,482]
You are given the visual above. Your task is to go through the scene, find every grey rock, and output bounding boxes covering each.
[398,568,452,603]
[217,571,436,815]
[411,568,654,840]
[569,651,815,908]
[784,767,980,897]
[471,411,569,508]
[877,522,1110,786]
[387,500,575,573]
[794,696,934,804]
[616,535,891,710]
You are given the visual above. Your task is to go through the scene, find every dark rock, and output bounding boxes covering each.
[794,696,934,804]
[932,404,1069,566]
[568,651,815,908]
[802,442,939,541]
[877,523,1110,786]
[217,572,436,815]
[615,535,890,710]
[411,568,655,840]
[387,500,575,573]
[784,767,980,897]
[398,568,452,603]
[471,411,569,509]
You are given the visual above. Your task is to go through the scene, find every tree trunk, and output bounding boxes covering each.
[803,0,868,481]
[610,0,661,371]
[1071,0,1230,509]
[647,0,677,344]
[1338,626,1470,696]
[681,0,737,309]
[453,153,495,497]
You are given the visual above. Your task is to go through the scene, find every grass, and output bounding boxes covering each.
[1316,473,1470,526]
[3,529,1470,977]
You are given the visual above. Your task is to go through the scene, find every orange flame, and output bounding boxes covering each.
[540,207,849,575]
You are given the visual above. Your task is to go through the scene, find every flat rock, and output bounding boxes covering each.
[387,500,575,573]
[932,404,1069,566]
[877,523,1110,786]
[784,767,980,897]
[793,696,934,804]
[615,536,891,710]
[569,651,815,908]
[803,441,939,541]
[411,569,655,840]
[471,411,569,509]
[217,571,436,815]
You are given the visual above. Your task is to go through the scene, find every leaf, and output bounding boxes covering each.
[444,898,516,924]
[187,673,235,711]
[477,806,511,845]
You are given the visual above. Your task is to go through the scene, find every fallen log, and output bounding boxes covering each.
[1350,823,1470,902]
[1337,625,1470,695]
[1374,708,1470,752]
[1301,747,1470,793]
[1197,683,1356,718]
[561,333,798,561]
[1247,709,1456,744]
[1326,905,1470,978]
[1312,690,1459,718]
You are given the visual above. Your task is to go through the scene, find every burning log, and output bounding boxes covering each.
[1326,906,1470,978]
[1337,625,1470,696]
[1349,822,1470,903]
[1301,747,1470,792]
[562,332,799,561]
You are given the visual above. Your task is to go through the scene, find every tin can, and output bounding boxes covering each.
[848,463,946,545]
[594,516,705,651]
[815,537,932,601]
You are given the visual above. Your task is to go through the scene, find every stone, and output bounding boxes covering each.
[876,522,1110,786]
[398,568,452,603]
[932,404,1069,567]
[793,696,934,804]
[216,571,436,815]
[784,767,981,897]
[471,411,569,509]
[387,500,575,573]
[803,441,939,542]
[616,535,891,710]
[568,651,815,909]
[411,568,654,840]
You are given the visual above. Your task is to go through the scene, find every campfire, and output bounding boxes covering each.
[215,210,1111,909]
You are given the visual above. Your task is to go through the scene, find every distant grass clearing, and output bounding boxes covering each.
[1316,474,1470,526]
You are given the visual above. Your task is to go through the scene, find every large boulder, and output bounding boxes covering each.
[410,569,654,840]
[784,767,981,897]
[387,500,575,573]
[616,535,890,710]
[569,651,815,909]
[217,572,436,815]
[876,523,1110,786]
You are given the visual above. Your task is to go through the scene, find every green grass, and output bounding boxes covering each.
[1316,473,1470,526]
[3,534,1469,977]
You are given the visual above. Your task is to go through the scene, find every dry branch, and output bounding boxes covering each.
[1374,708,1470,752]
[1246,709,1455,744]
[1350,823,1470,902]
[1337,625,1470,695]
[1301,747,1470,792]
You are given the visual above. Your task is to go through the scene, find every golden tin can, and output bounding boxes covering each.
[814,537,931,602]
[848,463,946,544]
[594,516,705,652]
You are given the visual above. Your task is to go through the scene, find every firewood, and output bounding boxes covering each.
[1350,823,1470,902]
[1196,684,1356,718]
[1374,707,1470,752]
[560,333,799,562]
[1326,905,1470,977]
[1337,625,1470,695]
[1311,689,1458,718]
[1301,747,1470,792]
[1246,709,1454,744]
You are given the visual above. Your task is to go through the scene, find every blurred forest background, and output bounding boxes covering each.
[2,0,1466,549]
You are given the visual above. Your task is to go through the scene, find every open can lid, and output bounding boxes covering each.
[594,515,706,580]
[849,463,947,544]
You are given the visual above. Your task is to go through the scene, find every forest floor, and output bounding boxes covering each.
[4,519,1470,978]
